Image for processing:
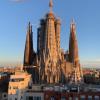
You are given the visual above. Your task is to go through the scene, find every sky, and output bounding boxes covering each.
[0,0,100,67]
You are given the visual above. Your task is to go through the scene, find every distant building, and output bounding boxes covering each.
[23,84,44,100]
[23,0,83,84]
[18,84,100,100]
[44,91,100,100]
[8,71,32,100]
[0,72,8,82]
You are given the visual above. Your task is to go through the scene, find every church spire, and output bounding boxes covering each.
[68,19,83,84]
[49,0,53,12]
[69,19,79,66]
[23,22,34,66]
[70,19,76,37]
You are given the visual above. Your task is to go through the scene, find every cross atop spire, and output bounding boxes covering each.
[49,0,53,12]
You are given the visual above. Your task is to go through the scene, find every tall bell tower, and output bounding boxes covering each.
[69,19,83,84]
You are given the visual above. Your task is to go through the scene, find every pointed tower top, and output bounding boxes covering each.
[28,22,31,31]
[70,18,76,33]
[49,0,53,12]
[24,21,34,66]
[71,18,75,26]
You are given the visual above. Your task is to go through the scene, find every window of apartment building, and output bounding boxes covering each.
[13,86,18,89]
[94,96,99,100]
[34,96,41,100]
[9,86,11,89]
[80,95,85,100]
[15,98,17,100]
[3,94,7,98]
[68,97,73,100]
[61,96,66,100]
[73,97,78,100]
[26,96,41,100]
[50,96,55,100]
[88,96,92,100]
[26,96,33,100]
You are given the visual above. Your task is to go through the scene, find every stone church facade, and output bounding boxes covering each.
[23,0,83,84]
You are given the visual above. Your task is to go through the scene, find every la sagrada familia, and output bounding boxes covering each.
[23,0,83,84]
